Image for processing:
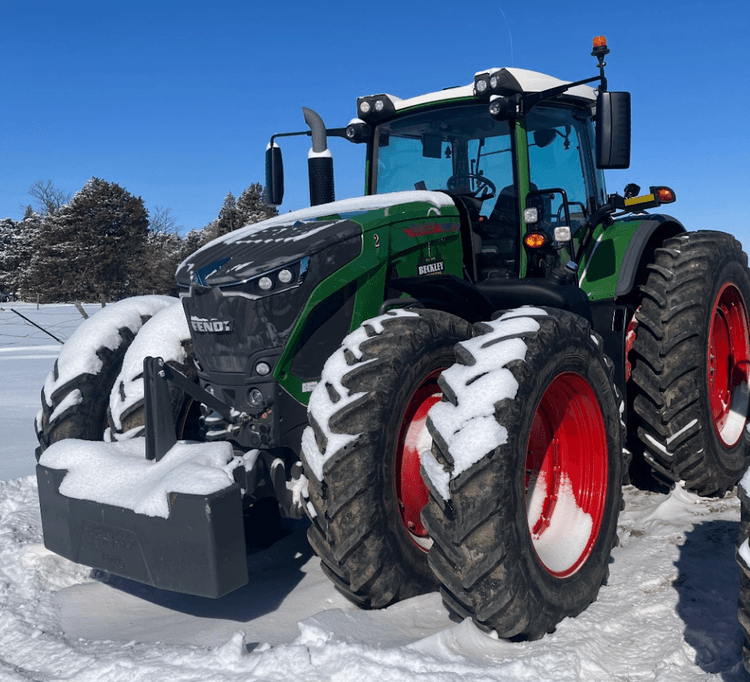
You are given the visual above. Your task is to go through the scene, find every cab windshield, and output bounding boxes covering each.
[372,104,514,218]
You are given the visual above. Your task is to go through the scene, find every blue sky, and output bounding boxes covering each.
[1,0,748,245]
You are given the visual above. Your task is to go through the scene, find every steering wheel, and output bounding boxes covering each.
[446,173,496,200]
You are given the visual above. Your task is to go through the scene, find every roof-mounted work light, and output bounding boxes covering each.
[356,95,396,122]
[345,119,372,144]
[474,72,491,98]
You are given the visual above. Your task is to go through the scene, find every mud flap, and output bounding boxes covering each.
[36,464,249,598]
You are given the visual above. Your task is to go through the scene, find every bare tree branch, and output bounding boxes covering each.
[28,180,71,215]
[149,205,181,235]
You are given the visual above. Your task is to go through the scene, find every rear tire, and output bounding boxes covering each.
[301,308,472,608]
[629,231,750,495]
[422,307,623,639]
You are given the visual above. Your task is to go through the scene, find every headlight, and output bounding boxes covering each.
[219,256,310,297]
[258,276,273,291]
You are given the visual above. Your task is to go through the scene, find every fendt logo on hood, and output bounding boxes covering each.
[190,316,233,333]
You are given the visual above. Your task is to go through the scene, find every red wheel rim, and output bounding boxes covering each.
[708,283,750,447]
[525,372,608,577]
[625,308,639,382]
[395,369,443,552]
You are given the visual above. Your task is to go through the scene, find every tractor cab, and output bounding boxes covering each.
[363,97,607,282]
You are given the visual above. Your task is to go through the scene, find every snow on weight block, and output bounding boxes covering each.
[36,464,249,598]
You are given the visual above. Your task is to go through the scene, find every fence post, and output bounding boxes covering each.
[74,302,89,319]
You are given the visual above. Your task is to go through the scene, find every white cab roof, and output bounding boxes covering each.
[367,68,596,112]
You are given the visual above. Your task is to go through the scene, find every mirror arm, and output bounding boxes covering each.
[521,74,602,113]
[269,127,348,146]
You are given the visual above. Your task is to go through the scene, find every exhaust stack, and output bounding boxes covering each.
[302,107,335,206]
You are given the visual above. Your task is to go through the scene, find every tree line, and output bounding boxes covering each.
[0,179,276,303]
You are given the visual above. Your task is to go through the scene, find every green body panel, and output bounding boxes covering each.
[514,120,530,278]
[275,200,464,405]
[577,218,647,301]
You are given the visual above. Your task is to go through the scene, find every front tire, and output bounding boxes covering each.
[422,307,623,639]
[301,308,472,608]
[35,296,175,458]
[629,231,750,495]
[107,301,200,441]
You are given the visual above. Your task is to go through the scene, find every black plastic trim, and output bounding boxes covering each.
[614,214,685,298]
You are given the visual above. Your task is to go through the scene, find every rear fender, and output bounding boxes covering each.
[614,215,686,298]
[579,215,685,301]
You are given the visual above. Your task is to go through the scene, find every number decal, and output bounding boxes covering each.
[374,234,380,248]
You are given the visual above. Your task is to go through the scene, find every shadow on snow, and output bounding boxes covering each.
[673,519,747,680]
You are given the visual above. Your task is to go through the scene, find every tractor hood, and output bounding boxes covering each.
[175,190,456,289]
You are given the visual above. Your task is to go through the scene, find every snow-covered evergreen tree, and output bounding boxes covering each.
[236,182,277,226]
[130,229,184,296]
[197,183,277,247]
[202,192,240,242]
[24,178,149,302]
[0,218,18,296]
[0,214,42,299]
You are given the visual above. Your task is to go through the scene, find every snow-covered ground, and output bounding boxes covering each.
[0,303,748,680]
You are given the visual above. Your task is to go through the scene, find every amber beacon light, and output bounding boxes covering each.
[592,35,610,59]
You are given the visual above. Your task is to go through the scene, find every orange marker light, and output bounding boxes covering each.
[656,187,675,203]
[593,36,608,49]
[524,233,547,249]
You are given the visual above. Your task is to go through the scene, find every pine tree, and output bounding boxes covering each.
[131,229,184,295]
[179,228,207,259]
[202,192,240,242]
[0,218,18,296]
[25,178,149,302]
[0,214,42,299]
[236,182,277,226]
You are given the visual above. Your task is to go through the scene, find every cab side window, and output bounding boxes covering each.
[526,107,596,234]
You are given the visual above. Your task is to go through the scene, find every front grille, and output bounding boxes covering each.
[183,287,299,375]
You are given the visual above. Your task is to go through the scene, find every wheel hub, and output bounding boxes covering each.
[708,283,750,448]
[525,372,608,578]
[395,369,443,552]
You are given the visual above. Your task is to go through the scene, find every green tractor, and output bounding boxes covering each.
[36,37,750,640]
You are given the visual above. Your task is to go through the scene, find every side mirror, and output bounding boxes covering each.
[265,143,284,207]
[596,91,631,169]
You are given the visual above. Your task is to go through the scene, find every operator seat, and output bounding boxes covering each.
[473,183,537,279]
